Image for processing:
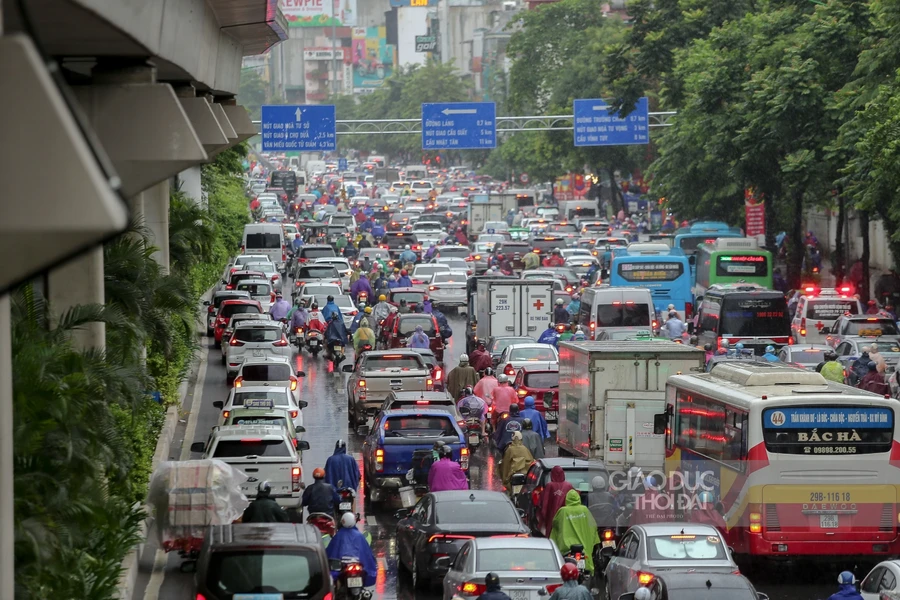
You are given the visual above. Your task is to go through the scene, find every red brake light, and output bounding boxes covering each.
[234,376,243,387]
[545,583,563,594]
[458,582,486,596]
[229,337,244,346]
[273,336,289,347]
[638,572,654,585]
[434,367,442,381]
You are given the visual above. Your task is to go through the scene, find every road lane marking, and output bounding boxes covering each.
[141,548,168,600]
[179,342,210,461]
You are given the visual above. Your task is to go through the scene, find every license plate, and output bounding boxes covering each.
[510,591,531,600]
[577,558,585,569]
[339,502,351,510]
[310,340,318,346]
[347,576,363,588]
[468,433,480,444]
[334,345,341,352]
[820,514,839,528]
[253,349,264,357]
[602,540,616,549]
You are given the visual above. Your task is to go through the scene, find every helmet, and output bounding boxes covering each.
[462,386,474,397]
[766,345,775,353]
[311,303,319,310]
[509,403,520,415]
[704,343,712,351]
[591,475,608,491]
[439,444,453,458]
[485,573,501,588]
[635,589,652,600]
[523,417,533,430]
[667,304,676,310]
[379,294,386,301]
[313,467,325,479]
[483,367,494,377]
[838,571,856,585]
[335,439,346,451]
[295,233,301,239]
[364,306,372,314]
[477,340,486,349]
[405,244,411,250]
[459,353,469,364]
[560,562,580,581]
[257,480,272,496]
[498,374,509,384]
[327,295,335,302]
[556,298,564,305]
[358,303,367,311]
[341,512,357,529]
[668,311,677,318]
[825,350,837,360]
[698,491,715,504]
[735,342,744,350]
[401,269,408,276]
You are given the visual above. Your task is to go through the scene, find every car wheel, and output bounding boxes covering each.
[220,353,226,365]
[214,340,221,349]
[412,555,429,590]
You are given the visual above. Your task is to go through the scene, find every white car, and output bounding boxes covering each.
[428,272,467,308]
[214,385,306,431]
[302,294,358,329]
[220,313,273,362]
[860,559,900,599]
[234,278,274,312]
[432,257,472,278]
[412,220,445,234]
[313,257,353,291]
[244,261,283,294]
[223,254,271,286]
[560,248,593,260]
[411,263,451,286]
[233,356,306,400]
[224,319,292,381]
[381,194,400,206]
[483,220,510,233]
[496,343,559,379]
[296,282,344,301]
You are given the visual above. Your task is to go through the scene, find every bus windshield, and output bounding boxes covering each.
[721,296,790,337]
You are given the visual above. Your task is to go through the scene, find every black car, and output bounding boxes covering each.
[191,523,331,600]
[395,490,528,587]
[512,458,609,536]
[620,571,767,600]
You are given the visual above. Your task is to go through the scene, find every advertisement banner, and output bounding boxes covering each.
[281,0,357,28]
[744,188,765,237]
[351,26,395,93]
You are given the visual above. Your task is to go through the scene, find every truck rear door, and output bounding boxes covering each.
[522,281,553,337]
[600,390,666,471]
[489,283,519,337]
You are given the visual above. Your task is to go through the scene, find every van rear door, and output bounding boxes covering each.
[244,225,284,269]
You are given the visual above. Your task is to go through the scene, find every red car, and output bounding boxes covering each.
[213,299,262,346]
[384,313,444,363]
[513,365,559,423]
[387,287,429,309]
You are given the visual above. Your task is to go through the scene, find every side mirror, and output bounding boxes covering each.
[213,401,224,409]
[653,413,668,435]
[356,424,370,437]
[297,440,310,451]
[202,300,210,306]
[687,322,695,334]
[394,508,412,520]
[517,508,526,519]
[190,442,206,454]
[433,556,451,571]
[688,255,696,266]
[341,364,354,373]
[296,426,306,433]
[600,546,615,558]
[511,473,527,486]
[618,594,636,600]
[757,594,769,600]
[298,400,309,409]
[296,370,306,377]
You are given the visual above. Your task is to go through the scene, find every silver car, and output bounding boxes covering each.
[440,537,564,600]
[224,320,292,381]
[428,272,467,308]
[605,523,739,600]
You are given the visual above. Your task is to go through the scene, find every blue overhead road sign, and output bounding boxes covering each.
[573,97,649,146]
[422,102,496,150]
[261,105,336,152]
[338,158,348,171]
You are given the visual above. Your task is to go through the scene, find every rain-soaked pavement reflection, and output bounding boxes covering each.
[139,295,861,599]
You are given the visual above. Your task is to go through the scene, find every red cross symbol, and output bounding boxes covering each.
[533,299,545,310]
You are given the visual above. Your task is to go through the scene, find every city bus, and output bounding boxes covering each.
[674,221,743,259]
[693,237,773,300]
[660,362,900,561]
[694,283,791,354]
[609,243,694,321]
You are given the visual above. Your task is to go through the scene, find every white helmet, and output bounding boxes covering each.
[340,512,357,529]
[498,374,509,384]
[405,244,411,250]
[556,298,564,305]
[459,353,469,364]
[635,588,652,600]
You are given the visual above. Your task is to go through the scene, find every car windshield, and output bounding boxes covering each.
[414,265,449,276]
[785,349,827,363]
[234,391,289,407]
[245,263,276,275]
[383,415,455,436]
[398,317,437,336]
[364,355,424,370]
[490,338,533,355]
[476,548,558,572]
[595,304,651,327]
[236,283,271,296]
[720,296,791,337]
[646,534,728,561]
[869,341,900,353]
[206,550,321,596]
[437,258,468,269]
[393,292,426,304]
[214,293,250,308]
[240,364,291,381]
[436,248,469,258]
[432,274,463,284]
[844,319,900,336]
[524,372,559,388]
[212,439,291,458]
[245,233,282,249]
[435,500,518,524]
[302,285,340,296]
[299,266,339,279]
[234,327,280,343]
[509,347,557,361]
[300,248,335,259]
[221,304,261,318]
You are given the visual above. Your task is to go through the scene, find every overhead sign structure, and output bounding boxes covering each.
[415,35,437,53]
[573,97,649,147]
[261,105,336,152]
[422,102,496,150]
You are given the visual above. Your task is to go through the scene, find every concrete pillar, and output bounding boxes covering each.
[179,166,203,207]
[143,180,170,272]
[48,247,106,350]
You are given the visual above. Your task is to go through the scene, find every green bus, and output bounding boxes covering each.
[693,237,773,301]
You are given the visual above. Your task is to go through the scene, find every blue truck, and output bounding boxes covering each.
[361,408,468,506]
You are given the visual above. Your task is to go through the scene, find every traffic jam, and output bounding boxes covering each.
[147,155,900,600]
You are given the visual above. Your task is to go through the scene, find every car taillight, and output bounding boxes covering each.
[684,301,693,319]
[222,410,230,419]
[457,581,486,596]
[426,378,434,390]
[638,572,654,586]
[531,486,543,506]
[292,466,301,491]
[434,367,442,381]
[234,376,243,387]
[270,292,276,303]
[274,336,289,347]
[208,305,215,314]
[272,274,280,281]
[517,388,527,397]
[229,337,244,346]
[750,510,762,533]
[800,317,807,336]
[603,529,614,540]
[505,364,515,376]
[225,284,234,290]
[545,583,563,594]
[290,409,299,419]
[358,379,366,388]
[290,376,298,391]
[375,448,384,472]
[460,446,469,470]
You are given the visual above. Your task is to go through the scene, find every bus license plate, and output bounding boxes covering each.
[339,502,351,511]
[347,577,363,588]
[821,515,839,528]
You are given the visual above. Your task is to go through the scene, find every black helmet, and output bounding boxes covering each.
[439,444,453,459]
[483,367,494,377]
[257,480,272,496]
[485,572,501,588]
[327,295,335,301]
[825,350,837,361]
[311,302,319,310]
[509,403,520,416]
[335,439,346,451]
[703,343,712,351]
[433,440,447,451]
[461,386,473,397]
[523,417,533,430]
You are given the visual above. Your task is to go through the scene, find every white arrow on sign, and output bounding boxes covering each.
[295,107,303,122]
[442,108,477,116]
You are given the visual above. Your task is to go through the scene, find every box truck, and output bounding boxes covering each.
[472,278,554,344]
[556,341,705,472]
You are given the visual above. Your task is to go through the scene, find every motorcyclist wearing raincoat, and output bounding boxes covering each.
[427,444,469,492]
[519,395,550,441]
[550,489,601,574]
[324,439,360,492]
[325,313,349,352]
[242,481,291,523]
[500,432,533,496]
[322,295,343,322]
[327,513,378,588]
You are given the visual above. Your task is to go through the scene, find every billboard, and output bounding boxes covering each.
[281,0,357,27]
[351,27,395,93]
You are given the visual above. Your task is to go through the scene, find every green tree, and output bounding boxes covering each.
[238,68,268,121]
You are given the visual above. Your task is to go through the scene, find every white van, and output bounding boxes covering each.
[242,223,286,272]
[577,285,657,340]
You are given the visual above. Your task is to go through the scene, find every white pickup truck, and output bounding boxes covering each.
[342,350,433,428]
[191,425,310,509]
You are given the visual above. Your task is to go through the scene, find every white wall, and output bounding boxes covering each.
[397,7,429,68]
[806,207,893,273]
[357,0,393,27]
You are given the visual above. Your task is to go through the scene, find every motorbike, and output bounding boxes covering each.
[337,487,356,519]
[458,406,483,449]
[357,291,368,306]
[332,557,371,600]
[328,340,346,370]
[307,512,336,538]
[305,329,324,356]
[292,325,304,348]
[563,544,591,586]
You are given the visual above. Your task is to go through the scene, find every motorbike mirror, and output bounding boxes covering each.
[202,300,210,306]
[757,594,769,600]
[653,413,668,435]
[341,364,354,373]
[190,442,206,454]
[298,400,309,409]
[537,588,548,597]
[517,508,526,519]
[296,370,306,377]
[297,440,310,451]
[394,508,412,520]
[511,473,527,486]
[212,401,224,410]
[458,406,471,417]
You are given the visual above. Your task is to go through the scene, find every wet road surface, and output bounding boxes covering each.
[133,289,853,600]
